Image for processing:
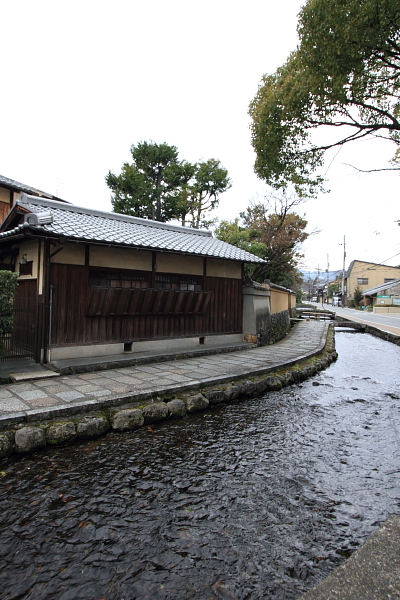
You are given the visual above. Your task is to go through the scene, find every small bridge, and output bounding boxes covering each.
[335,321,366,330]
[297,310,336,321]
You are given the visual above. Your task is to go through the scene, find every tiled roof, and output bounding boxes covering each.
[362,279,400,295]
[345,259,400,278]
[0,174,66,202]
[0,196,265,264]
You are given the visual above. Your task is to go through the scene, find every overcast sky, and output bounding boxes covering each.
[2,0,399,274]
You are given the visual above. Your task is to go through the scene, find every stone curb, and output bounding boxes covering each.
[336,317,400,346]
[299,514,400,599]
[0,328,330,428]
[0,325,337,459]
[50,342,257,376]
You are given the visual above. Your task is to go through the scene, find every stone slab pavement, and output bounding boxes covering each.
[0,320,329,426]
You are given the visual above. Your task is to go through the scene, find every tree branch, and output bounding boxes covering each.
[342,163,400,173]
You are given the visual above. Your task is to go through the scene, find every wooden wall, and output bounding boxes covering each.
[0,201,11,222]
[50,264,243,347]
[1,280,39,361]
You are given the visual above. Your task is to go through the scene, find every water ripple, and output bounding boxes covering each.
[1,333,399,599]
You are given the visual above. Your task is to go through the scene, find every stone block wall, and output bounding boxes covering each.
[258,309,291,346]
[243,281,293,346]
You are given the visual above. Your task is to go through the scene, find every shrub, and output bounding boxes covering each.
[0,271,19,358]
[353,286,364,307]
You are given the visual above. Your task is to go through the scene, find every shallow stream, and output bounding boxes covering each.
[1,332,400,600]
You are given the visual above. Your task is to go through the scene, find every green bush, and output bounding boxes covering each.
[0,271,19,358]
[353,286,364,307]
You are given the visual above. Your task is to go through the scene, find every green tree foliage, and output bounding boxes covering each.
[183,159,231,229]
[328,282,340,297]
[214,218,267,260]
[106,142,230,227]
[0,271,19,358]
[353,285,364,306]
[215,196,309,287]
[106,141,185,222]
[249,0,400,196]
[295,288,304,304]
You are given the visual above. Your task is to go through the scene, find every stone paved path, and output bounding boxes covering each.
[0,321,329,425]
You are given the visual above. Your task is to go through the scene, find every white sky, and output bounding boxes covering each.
[1,0,399,273]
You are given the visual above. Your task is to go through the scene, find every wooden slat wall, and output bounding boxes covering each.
[0,201,11,223]
[50,264,243,346]
[0,280,38,361]
[87,287,213,317]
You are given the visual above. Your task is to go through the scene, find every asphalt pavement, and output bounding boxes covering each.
[311,303,400,337]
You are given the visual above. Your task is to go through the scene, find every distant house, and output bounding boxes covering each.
[322,277,342,305]
[344,260,400,306]
[0,194,265,363]
[362,279,400,313]
[0,174,65,223]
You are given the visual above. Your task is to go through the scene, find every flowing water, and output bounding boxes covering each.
[1,332,400,600]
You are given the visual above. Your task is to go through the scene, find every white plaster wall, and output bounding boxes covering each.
[16,240,39,280]
[243,287,270,335]
[50,333,244,360]
[156,253,203,275]
[89,246,152,270]
[207,258,241,279]
[129,334,243,353]
[51,243,85,265]
[50,343,125,360]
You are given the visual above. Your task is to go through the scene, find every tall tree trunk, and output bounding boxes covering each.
[196,193,203,228]
[155,167,163,221]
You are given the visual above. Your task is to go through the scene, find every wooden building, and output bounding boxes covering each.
[362,279,400,313]
[344,260,400,306]
[0,194,265,363]
[0,174,65,223]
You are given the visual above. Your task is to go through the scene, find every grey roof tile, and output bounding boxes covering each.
[362,279,400,295]
[0,174,66,202]
[0,196,265,264]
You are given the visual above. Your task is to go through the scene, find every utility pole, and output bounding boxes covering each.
[341,235,346,306]
[326,254,330,283]
[325,254,329,306]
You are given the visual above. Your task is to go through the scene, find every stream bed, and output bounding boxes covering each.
[1,331,400,600]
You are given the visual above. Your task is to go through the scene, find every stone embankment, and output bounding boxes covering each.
[0,323,336,459]
[336,318,400,346]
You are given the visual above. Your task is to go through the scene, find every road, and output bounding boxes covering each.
[310,302,400,337]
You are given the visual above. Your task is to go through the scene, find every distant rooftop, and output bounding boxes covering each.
[362,279,400,296]
[0,174,67,202]
[345,259,400,277]
[0,195,266,264]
